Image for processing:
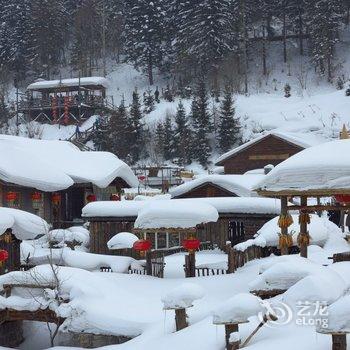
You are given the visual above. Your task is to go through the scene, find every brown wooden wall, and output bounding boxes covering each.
[173,183,236,199]
[88,213,276,255]
[220,135,304,174]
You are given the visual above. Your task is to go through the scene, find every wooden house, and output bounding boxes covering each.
[0,135,138,227]
[170,174,264,199]
[18,77,114,124]
[83,197,280,255]
[215,131,325,175]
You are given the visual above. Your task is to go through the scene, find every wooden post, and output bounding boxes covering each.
[145,251,152,276]
[227,245,235,274]
[299,196,309,258]
[225,323,239,350]
[185,252,196,278]
[175,308,188,331]
[332,334,347,350]
[280,196,289,255]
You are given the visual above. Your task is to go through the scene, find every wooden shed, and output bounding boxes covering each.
[215,131,325,175]
[170,174,264,199]
[83,198,280,255]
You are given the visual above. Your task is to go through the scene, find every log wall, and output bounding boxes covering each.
[219,134,304,174]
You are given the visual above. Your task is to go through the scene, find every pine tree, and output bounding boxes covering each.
[163,115,174,160]
[174,101,192,165]
[218,86,241,153]
[143,88,155,114]
[154,122,165,160]
[306,0,342,80]
[190,79,212,166]
[124,0,165,85]
[129,88,144,162]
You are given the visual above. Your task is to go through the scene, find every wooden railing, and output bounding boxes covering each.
[195,267,227,277]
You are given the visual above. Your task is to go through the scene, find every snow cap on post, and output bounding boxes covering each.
[107,232,139,250]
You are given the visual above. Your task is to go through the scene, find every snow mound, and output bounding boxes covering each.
[48,227,89,246]
[162,283,205,309]
[213,293,264,324]
[317,295,350,334]
[250,256,326,291]
[0,207,49,240]
[107,232,139,250]
[134,201,219,229]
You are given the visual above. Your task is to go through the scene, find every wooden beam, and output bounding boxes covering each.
[299,196,308,258]
[258,189,350,197]
[288,205,350,211]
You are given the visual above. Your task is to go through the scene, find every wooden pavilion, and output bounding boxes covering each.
[18,77,114,124]
[255,133,350,258]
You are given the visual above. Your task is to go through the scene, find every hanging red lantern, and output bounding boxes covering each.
[86,194,97,203]
[133,240,152,255]
[334,194,350,204]
[31,191,42,209]
[138,175,146,182]
[182,238,201,252]
[51,193,61,206]
[110,194,120,201]
[6,192,18,207]
[0,250,9,267]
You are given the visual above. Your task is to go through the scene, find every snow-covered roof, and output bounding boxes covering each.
[27,77,109,91]
[82,197,281,218]
[0,135,138,191]
[215,130,326,165]
[255,139,350,194]
[107,232,139,250]
[134,201,219,229]
[0,207,49,240]
[169,174,264,198]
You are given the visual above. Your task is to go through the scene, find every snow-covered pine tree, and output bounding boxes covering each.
[174,100,192,165]
[306,0,342,81]
[28,0,68,77]
[129,88,145,162]
[218,86,241,153]
[190,79,212,166]
[163,115,174,161]
[0,0,32,78]
[154,122,165,161]
[175,0,234,76]
[143,88,155,114]
[124,0,165,85]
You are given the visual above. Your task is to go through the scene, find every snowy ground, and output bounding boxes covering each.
[1,238,348,350]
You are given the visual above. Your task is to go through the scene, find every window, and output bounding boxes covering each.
[228,220,245,245]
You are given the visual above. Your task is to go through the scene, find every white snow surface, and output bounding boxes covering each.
[215,130,326,165]
[27,76,109,90]
[213,293,264,324]
[0,134,138,191]
[107,232,139,250]
[255,139,350,193]
[48,227,89,246]
[169,174,264,198]
[0,207,49,240]
[82,197,281,218]
[162,283,205,309]
[134,200,219,229]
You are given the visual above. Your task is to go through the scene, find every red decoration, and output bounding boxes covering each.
[110,194,120,201]
[31,192,42,201]
[0,250,9,264]
[182,238,200,252]
[133,239,152,252]
[138,175,146,182]
[86,194,97,203]
[63,96,70,125]
[334,194,350,204]
[6,192,18,207]
[51,193,61,206]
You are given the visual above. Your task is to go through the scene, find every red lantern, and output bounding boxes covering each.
[138,175,146,182]
[0,250,9,267]
[133,239,152,253]
[31,192,42,209]
[86,194,97,203]
[51,193,61,206]
[110,194,120,201]
[334,194,350,204]
[182,238,200,252]
[6,192,18,207]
